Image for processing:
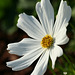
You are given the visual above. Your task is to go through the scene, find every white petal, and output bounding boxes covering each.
[54,27,69,45]
[7,38,41,56]
[53,0,71,35]
[6,48,44,71]
[31,50,49,75]
[49,45,63,69]
[17,13,45,40]
[36,0,54,35]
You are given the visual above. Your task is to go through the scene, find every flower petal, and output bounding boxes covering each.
[6,48,44,71]
[36,0,54,35]
[53,0,71,35]
[54,27,69,45]
[7,38,41,56]
[17,13,45,40]
[31,50,49,75]
[49,45,63,69]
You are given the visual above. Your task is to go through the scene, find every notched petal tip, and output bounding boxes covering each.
[36,2,41,9]
[7,44,10,50]
[36,2,40,6]
[6,62,11,68]
[7,43,14,50]
[7,47,9,51]
[41,0,50,7]
[19,13,25,17]
[7,62,19,71]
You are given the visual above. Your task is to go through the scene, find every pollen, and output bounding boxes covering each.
[41,35,53,48]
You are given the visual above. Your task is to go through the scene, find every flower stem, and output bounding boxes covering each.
[48,60,56,75]
[63,53,72,67]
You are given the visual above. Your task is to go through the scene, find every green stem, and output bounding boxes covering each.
[63,53,72,66]
[48,60,56,75]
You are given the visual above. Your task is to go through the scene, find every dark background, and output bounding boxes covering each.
[0,0,75,75]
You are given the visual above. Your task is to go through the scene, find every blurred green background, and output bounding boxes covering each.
[0,0,75,75]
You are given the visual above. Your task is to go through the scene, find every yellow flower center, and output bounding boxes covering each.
[41,35,53,48]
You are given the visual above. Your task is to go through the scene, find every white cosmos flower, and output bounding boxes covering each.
[6,0,71,75]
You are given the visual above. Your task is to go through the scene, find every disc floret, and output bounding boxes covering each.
[41,35,53,48]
